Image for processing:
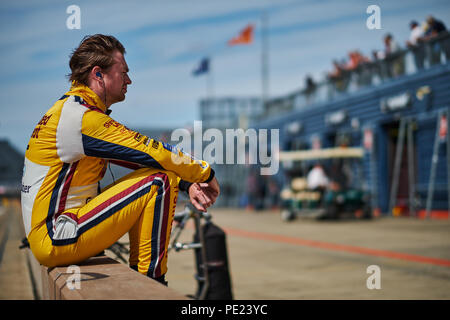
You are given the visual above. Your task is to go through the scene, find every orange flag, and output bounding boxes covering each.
[228,24,254,46]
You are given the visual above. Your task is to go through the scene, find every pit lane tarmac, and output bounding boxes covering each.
[166,208,450,300]
[2,205,449,300]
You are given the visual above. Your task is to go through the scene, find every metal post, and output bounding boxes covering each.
[206,58,214,101]
[261,11,269,106]
[389,118,406,216]
[425,112,442,219]
[369,127,378,214]
[407,118,416,217]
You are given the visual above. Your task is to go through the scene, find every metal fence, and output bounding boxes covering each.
[264,32,450,118]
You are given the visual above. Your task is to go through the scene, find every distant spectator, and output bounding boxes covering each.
[407,21,425,46]
[425,15,447,37]
[372,49,384,60]
[345,50,371,86]
[345,50,369,71]
[383,33,405,77]
[246,168,266,211]
[328,159,350,192]
[268,178,280,209]
[328,60,349,92]
[305,74,316,91]
[303,74,317,104]
[384,33,401,54]
[423,15,450,64]
[371,49,387,81]
[406,20,426,70]
[256,174,267,210]
[246,168,258,210]
[307,163,329,194]
[374,38,390,79]
[329,59,343,78]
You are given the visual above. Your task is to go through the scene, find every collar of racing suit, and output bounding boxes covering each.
[65,81,108,113]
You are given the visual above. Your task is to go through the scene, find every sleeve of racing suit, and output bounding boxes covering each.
[178,180,193,193]
[81,110,214,183]
[110,159,194,192]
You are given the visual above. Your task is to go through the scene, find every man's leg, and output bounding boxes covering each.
[128,170,179,282]
[34,168,179,282]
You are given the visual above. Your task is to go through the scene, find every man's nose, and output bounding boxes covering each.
[125,74,132,85]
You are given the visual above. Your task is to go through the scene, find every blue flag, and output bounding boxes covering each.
[192,57,209,76]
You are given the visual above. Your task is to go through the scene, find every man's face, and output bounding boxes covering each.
[103,50,132,106]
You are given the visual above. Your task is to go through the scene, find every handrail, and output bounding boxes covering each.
[262,32,450,119]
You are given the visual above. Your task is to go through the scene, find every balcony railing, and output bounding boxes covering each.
[263,32,450,119]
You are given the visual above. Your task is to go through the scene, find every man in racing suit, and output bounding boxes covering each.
[21,34,219,285]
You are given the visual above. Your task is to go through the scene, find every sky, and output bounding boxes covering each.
[1,0,450,153]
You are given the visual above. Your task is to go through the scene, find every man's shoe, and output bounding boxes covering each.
[129,266,168,286]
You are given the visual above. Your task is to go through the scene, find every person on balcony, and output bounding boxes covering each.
[406,20,426,71]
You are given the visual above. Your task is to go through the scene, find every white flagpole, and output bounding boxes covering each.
[261,11,269,106]
[206,57,214,102]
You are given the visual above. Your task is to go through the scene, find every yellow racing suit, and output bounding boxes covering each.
[21,82,214,278]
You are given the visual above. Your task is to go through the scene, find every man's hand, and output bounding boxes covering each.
[188,177,220,212]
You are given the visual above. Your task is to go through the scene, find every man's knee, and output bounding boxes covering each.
[153,171,179,193]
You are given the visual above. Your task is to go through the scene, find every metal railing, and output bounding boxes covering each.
[263,32,450,118]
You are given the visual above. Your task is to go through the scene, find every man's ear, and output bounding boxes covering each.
[91,66,103,82]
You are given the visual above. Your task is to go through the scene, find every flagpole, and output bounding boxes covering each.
[206,57,214,102]
[261,11,269,107]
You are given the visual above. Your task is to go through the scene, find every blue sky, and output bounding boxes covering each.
[1,0,450,153]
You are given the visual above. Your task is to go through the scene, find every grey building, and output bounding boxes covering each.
[199,97,265,207]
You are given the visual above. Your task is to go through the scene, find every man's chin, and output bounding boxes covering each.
[113,94,126,104]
